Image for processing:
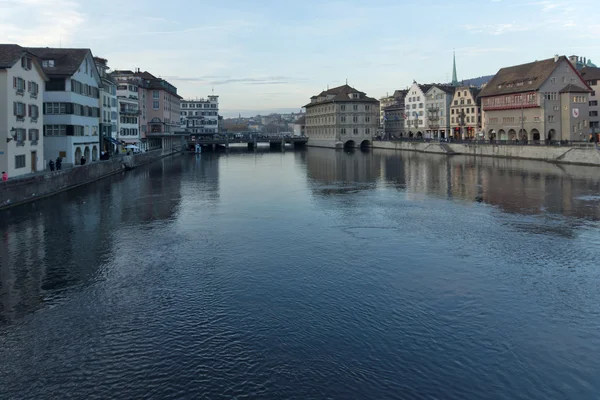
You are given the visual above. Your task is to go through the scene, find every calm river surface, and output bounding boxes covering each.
[1,147,600,399]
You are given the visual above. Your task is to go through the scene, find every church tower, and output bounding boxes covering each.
[452,51,459,86]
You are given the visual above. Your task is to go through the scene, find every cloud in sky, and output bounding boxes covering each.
[1,0,598,115]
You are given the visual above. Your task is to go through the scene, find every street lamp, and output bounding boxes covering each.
[459,110,466,141]
[6,127,17,143]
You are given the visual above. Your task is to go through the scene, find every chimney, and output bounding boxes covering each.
[554,54,559,62]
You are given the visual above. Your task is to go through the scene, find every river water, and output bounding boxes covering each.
[1,147,600,399]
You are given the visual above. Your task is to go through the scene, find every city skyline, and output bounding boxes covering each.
[1,0,599,116]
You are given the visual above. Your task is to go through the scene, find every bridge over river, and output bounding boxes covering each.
[188,135,308,151]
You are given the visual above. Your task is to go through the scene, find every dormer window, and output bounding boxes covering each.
[42,59,55,68]
[351,93,359,99]
[21,57,32,70]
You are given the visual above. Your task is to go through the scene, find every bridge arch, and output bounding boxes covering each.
[360,140,371,149]
[344,140,356,149]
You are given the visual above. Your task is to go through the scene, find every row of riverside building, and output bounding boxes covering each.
[0,44,220,178]
[304,54,600,148]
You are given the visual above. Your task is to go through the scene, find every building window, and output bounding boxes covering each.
[341,105,346,111]
[548,115,555,122]
[153,90,159,99]
[13,101,26,119]
[15,155,26,169]
[13,77,26,93]
[353,105,358,111]
[365,128,370,135]
[353,128,358,135]
[353,116,358,123]
[29,104,39,119]
[44,125,67,136]
[341,128,346,135]
[153,101,159,109]
[365,116,370,123]
[341,116,346,122]
[590,101,598,106]
[28,81,39,97]
[365,105,370,111]
[534,117,540,122]
[28,128,40,144]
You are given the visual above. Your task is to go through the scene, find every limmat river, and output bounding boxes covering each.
[1,147,600,400]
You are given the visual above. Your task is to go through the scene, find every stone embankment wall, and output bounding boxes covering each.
[0,149,179,210]
[372,141,600,166]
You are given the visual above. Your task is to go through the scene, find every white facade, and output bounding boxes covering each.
[41,50,102,165]
[404,83,429,138]
[180,95,219,134]
[0,50,47,177]
[95,57,118,154]
[116,83,140,145]
[425,85,455,139]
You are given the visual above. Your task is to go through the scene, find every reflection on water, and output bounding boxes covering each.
[1,149,600,400]
[305,147,600,220]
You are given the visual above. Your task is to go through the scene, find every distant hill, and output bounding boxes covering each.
[457,75,495,87]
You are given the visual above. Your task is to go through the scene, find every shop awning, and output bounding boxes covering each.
[103,136,120,146]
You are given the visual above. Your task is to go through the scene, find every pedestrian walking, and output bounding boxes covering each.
[80,156,86,166]
[1,171,8,182]
[49,159,55,171]
[56,157,62,170]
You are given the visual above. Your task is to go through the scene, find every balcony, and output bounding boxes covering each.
[482,93,541,111]
[120,108,140,115]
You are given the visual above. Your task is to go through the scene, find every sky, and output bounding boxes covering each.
[1,0,599,117]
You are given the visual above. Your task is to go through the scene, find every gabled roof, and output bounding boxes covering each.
[0,44,49,80]
[479,56,582,98]
[419,84,432,93]
[305,84,378,107]
[0,44,26,68]
[26,47,92,77]
[452,86,481,100]
[559,84,589,93]
[580,66,600,81]
[428,84,456,95]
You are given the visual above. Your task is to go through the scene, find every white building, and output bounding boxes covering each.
[425,85,455,139]
[0,45,48,176]
[94,57,118,154]
[28,47,102,166]
[293,115,305,136]
[404,82,431,138]
[116,82,140,147]
[180,95,219,134]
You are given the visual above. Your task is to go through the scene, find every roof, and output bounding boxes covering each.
[392,89,408,99]
[305,84,379,107]
[0,44,26,68]
[559,84,589,93]
[26,47,91,77]
[0,44,49,80]
[479,56,586,98]
[580,67,600,81]
[430,85,456,95]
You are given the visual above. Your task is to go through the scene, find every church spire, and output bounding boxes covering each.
[452,50,458,86]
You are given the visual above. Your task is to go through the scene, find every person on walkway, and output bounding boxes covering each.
[80,156,86,166]
[2,171,8,182]
[56,157,62,170]
[49,159,55,171]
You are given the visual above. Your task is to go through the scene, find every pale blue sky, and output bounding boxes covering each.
[1,0,598,116]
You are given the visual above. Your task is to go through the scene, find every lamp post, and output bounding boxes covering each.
[6,127,16,143]
[459,110,465,141]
